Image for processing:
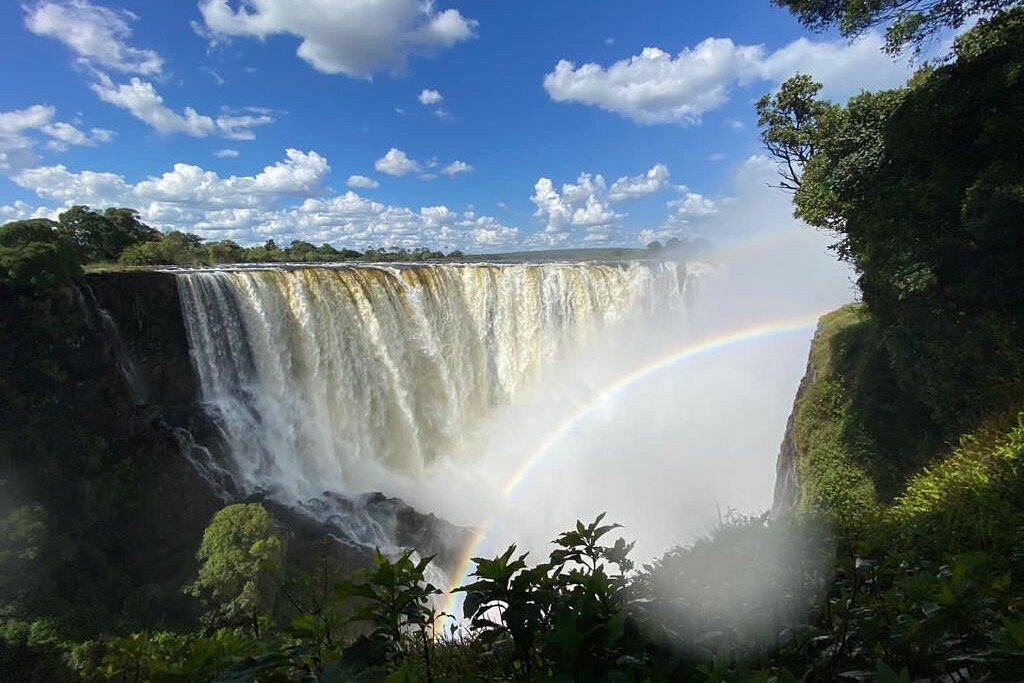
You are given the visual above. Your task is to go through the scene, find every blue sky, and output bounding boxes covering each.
[0,0,919,251]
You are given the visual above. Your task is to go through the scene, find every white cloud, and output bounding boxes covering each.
[607,163,670,201]
[708,152,726,162]
[530,171,624,237]
[0,200,60,222]
[0,104,114,172]
[432,108,452,120]
[213,148,239,158]
[15,148,329,210]
[91,74,275,138]
[440,160,472,177]
[216,112,276,140]
[197,0,477,79]
[24,0,164,75]
[0,105,55,134]
[668,187,719,216]
[41,122,115,150]
[14,164,131,205]
[544,33,913,125]
[347,174,380,189]
[419,88,443,105]
[8,149,518,251]
[374,147,420,176]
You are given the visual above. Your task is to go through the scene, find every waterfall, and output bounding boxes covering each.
[175,262,687,508]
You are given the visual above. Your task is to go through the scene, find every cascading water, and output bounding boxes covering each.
[174,262,689,542]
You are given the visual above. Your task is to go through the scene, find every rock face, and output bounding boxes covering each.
[770,338,818,520]
[73,274,225,590]
[83,271,197,416]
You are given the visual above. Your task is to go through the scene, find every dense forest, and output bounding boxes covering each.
[2,1,1024,681]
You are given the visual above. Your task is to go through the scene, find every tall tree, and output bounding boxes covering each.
[755,75,838,192]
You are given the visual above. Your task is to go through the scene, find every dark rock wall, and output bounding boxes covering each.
[73,275,222,588]
[84,271,197,416]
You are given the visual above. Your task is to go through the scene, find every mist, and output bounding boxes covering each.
[405,155,856,570]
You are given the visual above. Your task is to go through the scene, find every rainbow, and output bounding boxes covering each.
[437,310,828,620]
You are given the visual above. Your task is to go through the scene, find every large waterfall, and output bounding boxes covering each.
[175,262,688,509]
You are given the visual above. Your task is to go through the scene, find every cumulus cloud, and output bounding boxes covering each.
[14,148,329,209]
[440,160,472,177]
[607,163,670,202]
[0,104,114,172]
[544,33,913,125]
[213,148,240,158]
[374,147,420,176]
[90,74,275,138]
[9,149,519,251]
[530,171,625,239]
[24,0,164,75]
[668,187,718,216]
[197,0,477,79]
[419,88,443,105]
[0,200,61,222]
[347,174,380,189]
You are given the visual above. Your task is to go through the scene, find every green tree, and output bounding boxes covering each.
[57,206,159,263]
[185,504,285,636]
[772,0,1022,53]
[755,74,838,192]
[0,219,81,291]
[760,10,1024,426]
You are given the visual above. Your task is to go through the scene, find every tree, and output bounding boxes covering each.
[0,219,80,291]
[185,504,285,636]
[56,206,159,263]
[756,74,838,192]
[772,0,1022,53]
[759,10,1024,426]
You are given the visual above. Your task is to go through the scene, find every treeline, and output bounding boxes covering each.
[3,205,466,271]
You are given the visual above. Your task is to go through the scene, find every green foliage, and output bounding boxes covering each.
[0,219,81,292]
[456,513,650,681]
[772,0,1022,53]
[755,74,839,192]
[761,11,1024,428]
[57,206,161,263]
[185,504,285,636]
[336,550,441,672]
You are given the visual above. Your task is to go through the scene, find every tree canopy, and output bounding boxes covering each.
[185,504,285,636]
[759,8,1024,426]
[773,0,1023,53]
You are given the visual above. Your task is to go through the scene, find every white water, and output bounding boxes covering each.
[176,262,690,516]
